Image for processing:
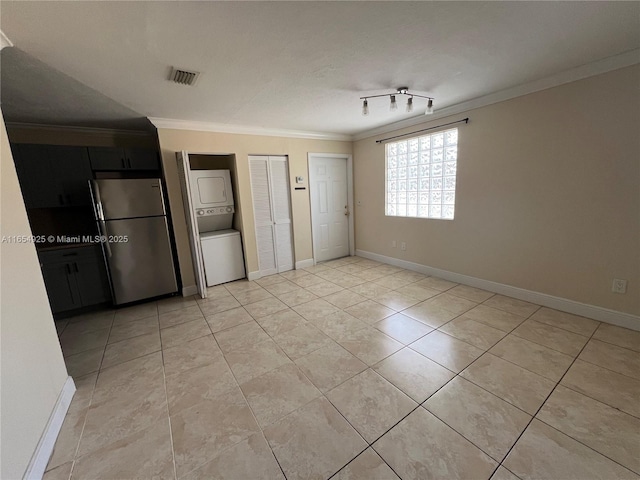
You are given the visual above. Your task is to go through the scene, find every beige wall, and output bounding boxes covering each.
[354,65,640,316]
[156,129,352,288]
[0,111,70,478]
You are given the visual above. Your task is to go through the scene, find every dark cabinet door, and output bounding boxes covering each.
[125,148,160,170]
[11,144,37,209]
[88,147,128,171]
[12,144,94,208]
[13,144,59,208]
[40,246,112,312]
[88,147,159,171]
[41,262,81,313]
[75,253,111,305]
[49,146,93,206]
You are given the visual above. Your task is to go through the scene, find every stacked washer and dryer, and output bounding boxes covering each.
[189,169,246,287]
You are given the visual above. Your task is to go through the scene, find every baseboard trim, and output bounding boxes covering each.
[247,271,261,281]
[24,376,76,480]
[295,258,315,269]
[356,249,640,331]
[182,285,198,297]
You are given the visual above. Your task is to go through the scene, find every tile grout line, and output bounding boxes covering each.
[172,303,287,480]
[377,303,561,474]
[405,299,581,385]
[166,301,240,479]
[228,262,530,476]
[216,337,291,480]
[448,317,640,403]
[488,325,607,478]
[217,278,408,478]
[62,310,114,479]
[408,309,543,468]
[554,382,640,422]
[209,265,500,477]
[158,311,179,480]
[588,323,640,353]
[572,354,640,382]
[56,259,636,479]
[533,417,639,476]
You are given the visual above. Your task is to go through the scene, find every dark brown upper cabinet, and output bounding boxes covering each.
[88,147,159,171]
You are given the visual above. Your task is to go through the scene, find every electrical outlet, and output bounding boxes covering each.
[400,242,406,251]
[612,278,627,294]
[391,240,396,248]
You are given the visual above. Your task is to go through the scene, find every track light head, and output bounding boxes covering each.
[390,95,397,111]
[425,98,434,115]
[362,99,369,116]
[406,96,413,113]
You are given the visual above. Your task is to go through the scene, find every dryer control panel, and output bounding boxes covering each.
[196,205,235,217]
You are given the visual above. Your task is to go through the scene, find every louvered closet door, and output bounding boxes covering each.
[269,156,294,272]
[249,155,294,277]
[250,156,278,276]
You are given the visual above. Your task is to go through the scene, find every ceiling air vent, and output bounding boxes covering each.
[169,67,200,86]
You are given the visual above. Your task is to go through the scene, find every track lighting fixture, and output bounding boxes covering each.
[360,87,434,116]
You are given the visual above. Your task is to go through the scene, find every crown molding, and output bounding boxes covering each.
[148,117,352,142]
[0,30,13,50]
[4,122,154,137]
[353,49,640,141]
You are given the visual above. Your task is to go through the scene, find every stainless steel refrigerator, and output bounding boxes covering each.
[91,178,178,305]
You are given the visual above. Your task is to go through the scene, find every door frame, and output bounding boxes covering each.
[307,153,355,264]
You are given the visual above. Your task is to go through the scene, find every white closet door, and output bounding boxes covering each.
[250,156,277,275]
[269,156,294,272]
[249,155,294,277]
[177,151,207,298]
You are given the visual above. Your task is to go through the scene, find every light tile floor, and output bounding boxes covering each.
[46,256,640,480]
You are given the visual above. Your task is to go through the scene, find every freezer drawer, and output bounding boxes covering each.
[200,230,246,287]
[102,216,177,304]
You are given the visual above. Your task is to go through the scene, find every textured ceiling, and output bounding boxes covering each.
[1,1,639,135]
[1,48,152,130]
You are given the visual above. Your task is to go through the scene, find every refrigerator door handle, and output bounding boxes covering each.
[89,180,105,221]
[99,220,113,258]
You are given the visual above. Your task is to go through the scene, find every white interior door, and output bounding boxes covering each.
[176,151,207,298]
[309,156,350,262]
[269,157,294,272]
[249,155,293,276]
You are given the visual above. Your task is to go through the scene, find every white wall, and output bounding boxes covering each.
[0,109,70,479]
[354,65,640,317]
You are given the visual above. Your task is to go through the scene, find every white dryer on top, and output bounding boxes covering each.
[189,169,234,231]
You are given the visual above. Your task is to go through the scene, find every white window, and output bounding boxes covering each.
[385,128,458,220]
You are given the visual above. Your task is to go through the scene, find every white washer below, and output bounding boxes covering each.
[200,229,246,287]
